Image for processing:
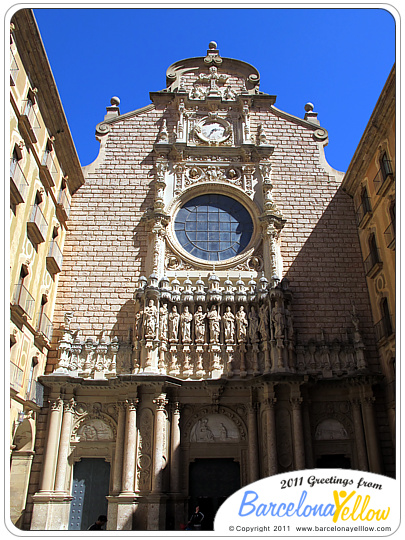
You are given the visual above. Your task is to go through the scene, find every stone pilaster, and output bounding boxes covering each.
[361,393,383,474]
[247,403,259,483]
[262,395,278,476]
[351,399,369,471]
[290,385,305,469]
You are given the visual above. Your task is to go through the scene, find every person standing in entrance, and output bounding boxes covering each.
[87,515,108,530]
[186,506,204,530]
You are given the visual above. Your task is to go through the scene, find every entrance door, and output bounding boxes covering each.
[188,458,240,531]
[316,454,351,469]
[69,458,110,530]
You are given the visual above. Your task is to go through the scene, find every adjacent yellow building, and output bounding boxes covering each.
[342,64,395,445]
[9,10,84,527]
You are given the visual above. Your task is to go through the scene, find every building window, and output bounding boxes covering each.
[375,297,393,341]
[356,186,372,226]
[384,202,395,249]
[174,194,253,261]
[363,233,382,277]
[380,152,392,181]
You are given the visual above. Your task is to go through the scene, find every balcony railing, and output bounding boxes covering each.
[12,283,35,319]
[10,362,24,392]
[10,158,29,205]
[36,311,54,342]
[40,150,58,188]
[10,49,19,86]
[20,100,41,143]
[373,161,394,195]
[363,249,382,278]
[375,314,394,342]
[355,196,372,227]
[384,222,395,250]
[26,380,44,406]
[57,189,71,220]
[46,240,63,274]
[27,204,48,244]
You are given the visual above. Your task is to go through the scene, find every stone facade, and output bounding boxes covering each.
[19,41,395,531]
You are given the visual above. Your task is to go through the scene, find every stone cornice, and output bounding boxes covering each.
[342,64,395,196]
[95,104,156,136]
[11,9,85,195]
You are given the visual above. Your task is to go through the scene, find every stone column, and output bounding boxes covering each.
[351,399,369,471]
[170,401,181,494]
[152,393,168,493]
[263,398,278,476]
[121,398,138,494]
[361,396,382,474]
[112,401,126,495]
[290,393,306,470]
[39,396,63,492]
[247,403,259,482]
[148,393,168,530]
[54,397,75,492]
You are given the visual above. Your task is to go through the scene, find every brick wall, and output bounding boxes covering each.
[49,103,379,372]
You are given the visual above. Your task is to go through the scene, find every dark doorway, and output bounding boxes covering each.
[69,458,110,530]
[316,454,351,469]
[188,458,240,531]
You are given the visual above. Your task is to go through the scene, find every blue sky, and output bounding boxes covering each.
[31,7,396,172]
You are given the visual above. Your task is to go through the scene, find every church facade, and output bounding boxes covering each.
[20,40,394,531]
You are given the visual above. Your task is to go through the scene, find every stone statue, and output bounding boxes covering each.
[168,305,180,342]
[196,417,215,442]
[272,301,285,339]
[159,303,168,340]
[194,306,206,343]
[207,306,221,344]
[222,306,235,344]
[259,304,269,341]
[285,308,294,341]
[134,309,143,341]
[248,306,259,343]
[180,306,193,343]
[144,299,158,339]
[236,306,248,343]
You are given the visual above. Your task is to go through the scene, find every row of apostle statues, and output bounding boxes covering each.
[135,299,292,346]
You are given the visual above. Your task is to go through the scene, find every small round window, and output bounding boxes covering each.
[174,194,253,262]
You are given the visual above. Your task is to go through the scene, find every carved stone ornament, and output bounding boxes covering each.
[190,414,240,443]
[74,417,115,442]
[315,419,349,441]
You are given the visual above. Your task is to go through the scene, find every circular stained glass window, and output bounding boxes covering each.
[174,194,253,262]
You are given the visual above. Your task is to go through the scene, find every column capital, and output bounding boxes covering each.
[125,398,139,411]
[153,393,168,411]
[49,397,63,411]
[170,401,182,415]
[262,397,277,410]
[64,397,76,413]
[290,397,303,409]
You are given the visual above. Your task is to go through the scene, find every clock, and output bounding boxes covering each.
[201,121,226,141]
[195,117,231,144]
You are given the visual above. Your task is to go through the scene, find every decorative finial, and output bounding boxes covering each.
[209,41,218,50]
[304,102,314,112]
[110,96,120,106]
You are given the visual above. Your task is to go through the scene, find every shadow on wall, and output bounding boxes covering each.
[283,187,379,369]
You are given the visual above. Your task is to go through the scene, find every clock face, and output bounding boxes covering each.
[201,121,226,141]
